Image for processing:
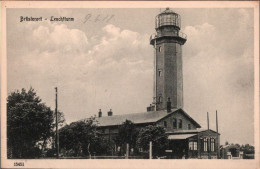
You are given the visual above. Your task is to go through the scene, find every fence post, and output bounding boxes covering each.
[149,141,152,159]
[126,143,129,159]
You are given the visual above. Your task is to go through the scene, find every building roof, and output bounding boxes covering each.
[166,129,220,135]
[161,109,201,128]
[160,7,177,15]
[220,144,239,150]
[89,108,201,128]
[168,134,197,140]
[95,109,176,127]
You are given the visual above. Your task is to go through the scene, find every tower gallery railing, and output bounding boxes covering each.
[150,32,187,42]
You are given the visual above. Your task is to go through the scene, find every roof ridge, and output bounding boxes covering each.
[96,109,168,119]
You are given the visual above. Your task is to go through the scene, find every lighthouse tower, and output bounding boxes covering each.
[149,8,187,111]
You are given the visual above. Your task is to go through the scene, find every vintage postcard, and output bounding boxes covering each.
[1,1,259,169]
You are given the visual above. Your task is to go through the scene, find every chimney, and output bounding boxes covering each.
[147,104,152,112]
[98,109,102,117]
[108,109,113,116]
[167,97,171,113]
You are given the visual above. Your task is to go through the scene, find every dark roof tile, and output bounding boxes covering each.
[84,108,201,128]
[94,109,178,127]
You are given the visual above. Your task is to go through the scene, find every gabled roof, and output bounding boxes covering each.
[158,109,201,128]
[88,108,201,128]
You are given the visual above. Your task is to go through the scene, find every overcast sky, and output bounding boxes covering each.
[7,8,254,145]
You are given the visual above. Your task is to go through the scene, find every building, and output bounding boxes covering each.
[90,8,220,159]
[220,144,244,159]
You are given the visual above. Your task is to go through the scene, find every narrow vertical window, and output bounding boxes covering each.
[194,142,198,150]
[158,70,162,77]
[211,138,215,152]
[203,138,208,152]
[189,142,193,150]
[188,124,191,130]
[158,96,162,103]
[173,118,177,128]
[164,121,167,128]
[158,46,162,52]
[178,119,182,129]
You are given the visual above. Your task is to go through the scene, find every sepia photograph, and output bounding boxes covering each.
[1,1,259,169]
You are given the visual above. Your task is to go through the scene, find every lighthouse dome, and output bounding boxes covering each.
[155,7,181,29]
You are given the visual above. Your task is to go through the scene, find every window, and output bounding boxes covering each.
[210,138,215,152]
[139,148,143,152]
[159,46,162,52]
[172,118,177,128]
[164,121,167,128]
[189,142,193,150]
[189,141,198,151]
[188,124,191,130]
[158,70,162,77]
[203,138,208,152]
[172,15,176,25]
[178,119,182,129]
[194,142,198,150]
[158,96,162,103]
[166,14,171,24]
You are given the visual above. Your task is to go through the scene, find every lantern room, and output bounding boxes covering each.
[155,7,181,30]
[150,8,187,46]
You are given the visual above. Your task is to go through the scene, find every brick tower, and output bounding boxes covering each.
[149,8,187,111]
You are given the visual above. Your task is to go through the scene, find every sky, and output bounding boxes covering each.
[7,8,254,145]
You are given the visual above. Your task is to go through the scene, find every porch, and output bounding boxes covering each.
[166,129,220,159]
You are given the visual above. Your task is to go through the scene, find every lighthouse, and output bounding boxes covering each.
[149,8,187,111]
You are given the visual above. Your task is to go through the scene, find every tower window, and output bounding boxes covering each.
[178,119,182,129]
[158,96,162,103]
[158,46,162,52]
[158,70,162,77]
[164,121,167,128]
[188,124,191,130]
[173,118,177,128]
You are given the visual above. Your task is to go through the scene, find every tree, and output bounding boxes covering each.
[59,117,100,157]
[42,109,66,157]
[89,135,111,156]
[7,88,58,158]
[115,120,138,154]
[137,125,168,158]
[240,144,254,154]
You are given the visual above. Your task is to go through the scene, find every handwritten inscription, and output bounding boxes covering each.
[83,14,114,23]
